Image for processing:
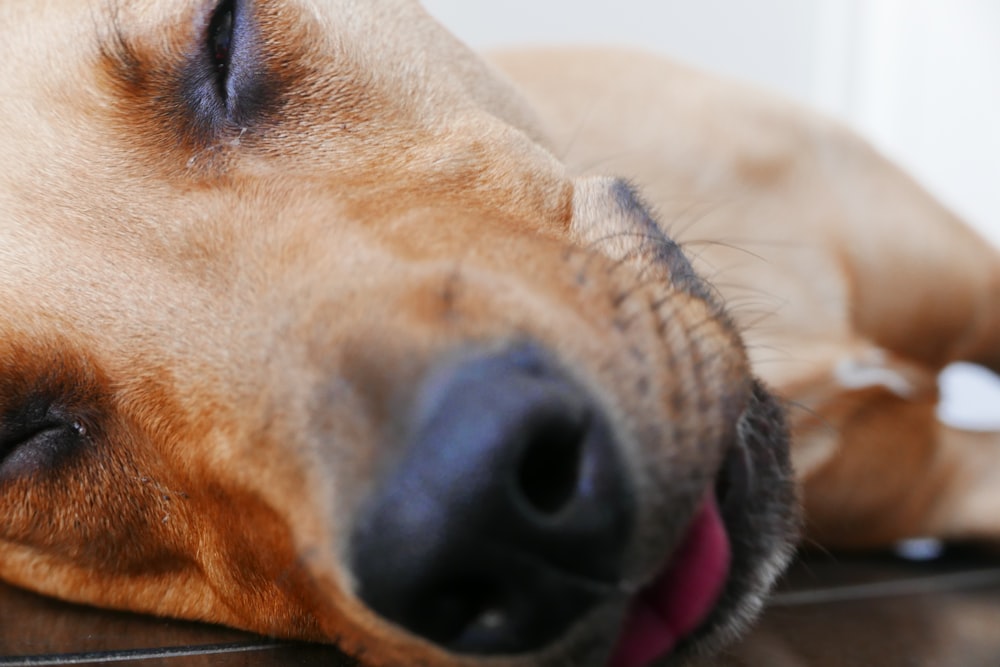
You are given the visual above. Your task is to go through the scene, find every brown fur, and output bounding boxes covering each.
[0,2,995,667]
[492,47,1000,547]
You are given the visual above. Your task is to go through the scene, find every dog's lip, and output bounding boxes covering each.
[607,494,731,667]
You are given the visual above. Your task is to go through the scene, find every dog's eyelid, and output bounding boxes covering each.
[0,402,90,479]
[188,0,275,133]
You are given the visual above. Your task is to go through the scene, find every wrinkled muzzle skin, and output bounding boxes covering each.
[0,1,798,666]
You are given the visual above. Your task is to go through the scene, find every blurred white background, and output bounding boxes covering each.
[423,0,1000,428]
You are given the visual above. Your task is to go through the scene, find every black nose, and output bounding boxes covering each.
[350,344,635,655]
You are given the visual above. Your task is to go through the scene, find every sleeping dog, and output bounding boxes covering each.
[1,1,997,666]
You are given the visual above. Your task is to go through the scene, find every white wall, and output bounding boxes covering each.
[423,0,1000,245]
[423,1,831,105]
[422,0,1000,428]
[845,1,1000,249]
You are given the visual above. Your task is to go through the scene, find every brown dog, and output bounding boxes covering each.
[0,2,995,667]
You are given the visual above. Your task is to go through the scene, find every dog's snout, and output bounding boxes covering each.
[350,344,635,655]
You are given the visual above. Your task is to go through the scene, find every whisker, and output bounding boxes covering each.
[555,95,609,163]
[782,398,831,430]
[657,198,737,242]
[682,236,813,251]
[680,238,770,264]
[742,343,797,360]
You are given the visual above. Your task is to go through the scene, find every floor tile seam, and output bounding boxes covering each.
[0,642,285,666]
[772,568,1000,606]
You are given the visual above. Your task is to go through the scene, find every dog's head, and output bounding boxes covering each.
[0,1,798,665]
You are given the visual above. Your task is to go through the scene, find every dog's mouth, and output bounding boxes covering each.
[606,380,796,667]
[609,494,730,667]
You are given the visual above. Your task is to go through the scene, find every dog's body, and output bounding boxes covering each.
[0,2,996,667]
[491,48,1000,549]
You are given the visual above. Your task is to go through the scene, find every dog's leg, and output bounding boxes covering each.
[804,414,1000,547]
[785,352,945,547]
[775,341,1000,547]
[922,425,1000,541]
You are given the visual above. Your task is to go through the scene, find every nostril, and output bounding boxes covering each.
[413,580,507,648]
[515,413,587,516]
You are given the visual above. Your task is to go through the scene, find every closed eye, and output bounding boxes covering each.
[0,406,88,480]
[208,0,237,103]
[190,0,273,130]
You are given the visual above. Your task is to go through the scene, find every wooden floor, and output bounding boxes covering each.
[3,550,1000,666]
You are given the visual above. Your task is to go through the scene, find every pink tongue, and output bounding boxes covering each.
[609,495,731,667]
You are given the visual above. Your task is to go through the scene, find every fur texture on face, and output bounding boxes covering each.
[0,2,800,666]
